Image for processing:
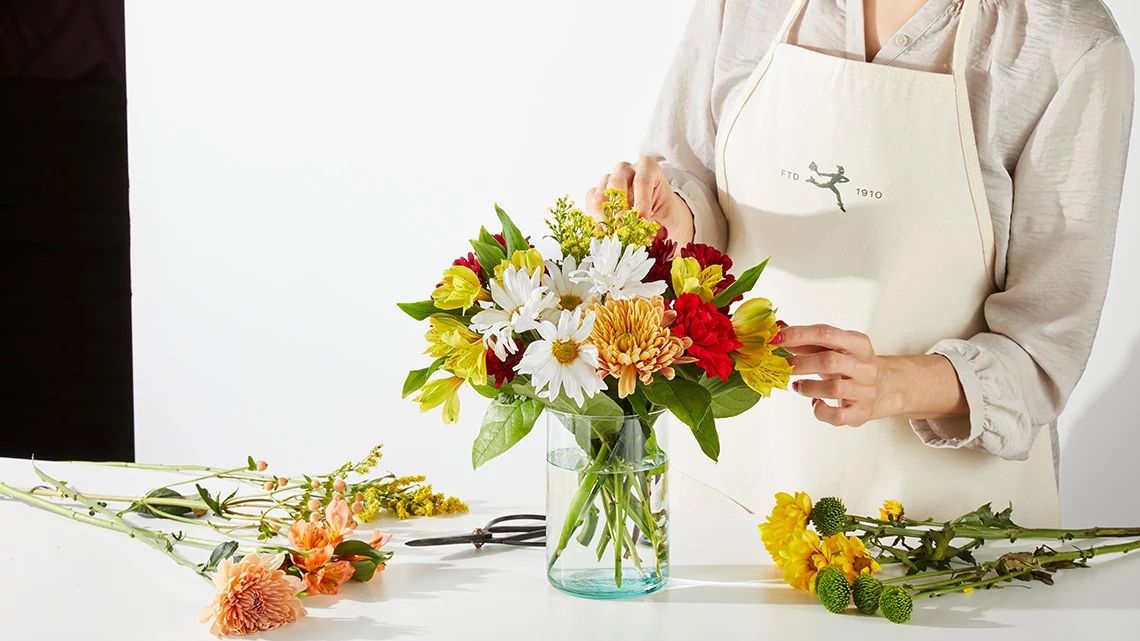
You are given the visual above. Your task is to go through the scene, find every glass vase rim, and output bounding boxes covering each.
[543,406,667,420]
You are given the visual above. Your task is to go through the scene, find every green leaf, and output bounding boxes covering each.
[513,381,624,418]
[494,204,528,255]
[397,300,441,321]
[470,238,507,280]
[712,257,770,308]
[126,487,194,519]
[643,377,719,461]
[471,397,544,468]
[195,484,227,519]
[772,346,792,358]
[402,357,447,398]
[333,539,378,558]
[470,383,501,399]
[352,559,378,582]
[246,455,256,471]
[700,373,762,419]
[201,541,240,574]
[626,389,657,427]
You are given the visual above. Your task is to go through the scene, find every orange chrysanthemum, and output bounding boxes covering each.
[199,553,305,637]
[590,296,694,397]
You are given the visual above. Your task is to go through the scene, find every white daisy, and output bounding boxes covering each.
[542,256,596,317]
[517,307,605,406]
[571,235,667,300]
[470,264,558,360]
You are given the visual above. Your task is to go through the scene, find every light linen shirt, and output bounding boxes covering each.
[642,0,1134,463]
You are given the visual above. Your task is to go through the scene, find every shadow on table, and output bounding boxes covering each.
[325,560,496,604]
[646,564,811,606]
[650,565,1013,629]
[256,616,425,641]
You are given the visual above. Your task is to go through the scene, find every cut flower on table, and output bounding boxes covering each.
[0,445,465,637]
[759,490,1140,624]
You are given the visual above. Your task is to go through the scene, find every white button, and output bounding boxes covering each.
[894,34,911,47]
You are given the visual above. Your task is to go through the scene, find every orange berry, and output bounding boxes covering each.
[308,498,321,512]
[334,479,347,492]
[256,460,268,472]
[277,477,288,487]
[263,481,275,490]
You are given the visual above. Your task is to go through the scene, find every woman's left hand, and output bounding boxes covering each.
[777,324,892,427]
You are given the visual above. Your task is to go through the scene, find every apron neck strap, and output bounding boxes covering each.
[774,0,982,77]
[951,0,982,78]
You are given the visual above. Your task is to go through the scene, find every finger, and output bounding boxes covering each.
[778,324,874,356]
[585,175,610,221]
[606,163,635,204]
[812,397,868,427]
[793,378,874,401]
[632,156,663,218]
[787,351,873,379]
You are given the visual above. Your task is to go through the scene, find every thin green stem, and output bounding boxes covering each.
[880,566,981,585]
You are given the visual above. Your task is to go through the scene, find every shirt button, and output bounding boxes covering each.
[894,34,911,47]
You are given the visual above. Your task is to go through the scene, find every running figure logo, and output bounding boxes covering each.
[807,162,849,213]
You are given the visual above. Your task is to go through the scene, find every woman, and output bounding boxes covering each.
[588,0,1133,525]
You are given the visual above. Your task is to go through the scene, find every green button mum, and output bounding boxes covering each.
[815,566,852,614]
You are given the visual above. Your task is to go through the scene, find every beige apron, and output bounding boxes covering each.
[671,0,1060,526]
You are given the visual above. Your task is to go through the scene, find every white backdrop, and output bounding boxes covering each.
[126,0,1139,525]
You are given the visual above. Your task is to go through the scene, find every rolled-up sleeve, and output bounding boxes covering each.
[640,0,728,249]
[912,37,1135,460]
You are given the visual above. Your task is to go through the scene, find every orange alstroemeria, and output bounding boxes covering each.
[324,498,357,545]
[369,530,393,550]
[303,560,356,596]
[287,520,334,572]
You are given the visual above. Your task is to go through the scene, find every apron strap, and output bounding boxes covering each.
[774,0,810,46]
[951,0,983,79]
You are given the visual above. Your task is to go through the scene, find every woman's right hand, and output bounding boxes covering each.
[586,157,695,246]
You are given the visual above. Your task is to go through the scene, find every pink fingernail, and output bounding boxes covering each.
[771,332,784,345]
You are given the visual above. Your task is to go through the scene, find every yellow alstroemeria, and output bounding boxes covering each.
[731,297,790,396]
[670,256,723,303]
[424,315,487,386]
[493,248,544,283]
[413,376,464,424]
[737,346,793,397]
[431,265,489,312]
[732,297,779,347]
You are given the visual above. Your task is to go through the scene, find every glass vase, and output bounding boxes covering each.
[545,407,669,599]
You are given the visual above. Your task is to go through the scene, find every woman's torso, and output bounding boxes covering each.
[707,0,1125,290]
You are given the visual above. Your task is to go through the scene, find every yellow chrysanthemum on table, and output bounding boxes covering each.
[778,529,832,592]
[880,499,905,523]
[759,491,813,567]
[824,533,881,582]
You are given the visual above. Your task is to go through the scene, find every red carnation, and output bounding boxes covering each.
[486,339,524,388]
[681,242,741,308]
[646,227,677,285]
[452,252,483,277]
[669,293,742,381]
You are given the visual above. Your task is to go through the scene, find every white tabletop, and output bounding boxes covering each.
[1,457,1138,641]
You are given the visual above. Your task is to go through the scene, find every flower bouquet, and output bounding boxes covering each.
[400,190,792,597]
[0,445,466,636]
[760,491,1140,623]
